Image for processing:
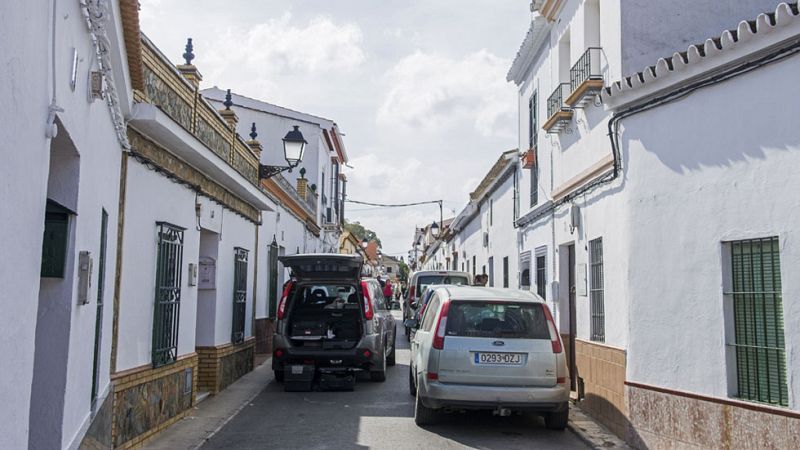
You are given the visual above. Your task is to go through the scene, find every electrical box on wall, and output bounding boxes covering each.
[78,251,93,305]
[188,263,198,286]
[577,263,588,297]
[198,257,216,289]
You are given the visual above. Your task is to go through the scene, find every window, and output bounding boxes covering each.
[489,199,493,226]
[528,92,537,149]
[446,302,549,339]
[421,295,440,331]
[268,239,279,317]
[321,171,326,205]
[530,156,539,207]
[153,222,185,367]
[502,257,509,288]
[488,257,494,287]
[536,254,547,300]
[728,237,787,406]
[472,256,476,277]
[589,238,604,342]
[231,247,248,344]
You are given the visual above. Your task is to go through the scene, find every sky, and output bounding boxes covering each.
[139,0,531,259]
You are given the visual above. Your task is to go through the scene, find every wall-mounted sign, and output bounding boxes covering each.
[198,257,216,290]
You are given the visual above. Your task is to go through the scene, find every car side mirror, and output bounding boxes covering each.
[404,318,420,329]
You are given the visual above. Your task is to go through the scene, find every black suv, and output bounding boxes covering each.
[272,254,396,383]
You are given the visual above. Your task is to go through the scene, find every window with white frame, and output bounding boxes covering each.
[589,237,604,342]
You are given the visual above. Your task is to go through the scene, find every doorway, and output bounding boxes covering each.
[567,244,577,391]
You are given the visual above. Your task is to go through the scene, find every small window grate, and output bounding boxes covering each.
[729,237,787,406]
[231,247,249,344]
[589,238,604,342]
[152,222,185,368]
[536,255,547,300]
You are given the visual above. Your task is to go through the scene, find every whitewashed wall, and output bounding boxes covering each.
[0,0,51,446]
[621,52,800,409]
[117,161,199,370]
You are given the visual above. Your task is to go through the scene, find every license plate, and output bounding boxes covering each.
[291,365,305,375]
[474,352,523,365]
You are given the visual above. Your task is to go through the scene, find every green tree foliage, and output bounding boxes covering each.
[344,221,382,248]
[398,260,410,281]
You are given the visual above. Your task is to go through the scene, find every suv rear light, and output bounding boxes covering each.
[432,299,451,350]
[276,281,294,320]
[542,304,563,354]
[408,285,416,300]
[361,281,374,320]
[426,372,438,380]
[274,348,284,358]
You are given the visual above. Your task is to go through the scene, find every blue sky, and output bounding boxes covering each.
[140,0,531,257]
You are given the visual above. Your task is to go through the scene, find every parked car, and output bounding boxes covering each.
[403,270,472,339]
[406,286,569,428]
[272,254,397,384]
[406,285,443,341]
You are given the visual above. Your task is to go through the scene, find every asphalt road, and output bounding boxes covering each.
[202,311,589,450]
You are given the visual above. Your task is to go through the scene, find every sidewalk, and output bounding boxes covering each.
[567,404,630,449]
[143,357,274,450]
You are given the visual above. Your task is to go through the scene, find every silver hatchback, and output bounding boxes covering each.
[407,286,569,428]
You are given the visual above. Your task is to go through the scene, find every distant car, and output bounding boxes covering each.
[403,271,472,339]
[272,254,396,384]
[407,286,569,429]
[406,285,444,340]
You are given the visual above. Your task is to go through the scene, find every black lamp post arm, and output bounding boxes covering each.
[259,164,295,179]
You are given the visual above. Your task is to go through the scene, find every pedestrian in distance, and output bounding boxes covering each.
[383,279,393,299]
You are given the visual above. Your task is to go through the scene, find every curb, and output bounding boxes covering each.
[567,403,630,449]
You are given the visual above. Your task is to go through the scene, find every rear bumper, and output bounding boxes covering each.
[419,380,569,411]
[272,333,382,370]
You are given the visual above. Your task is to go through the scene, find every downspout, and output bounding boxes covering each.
[46,0,63,138]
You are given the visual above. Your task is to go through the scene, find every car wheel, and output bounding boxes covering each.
[414,388,437,426]
[274,369,284,383]
[544,407,569,430]
[387,328,397,366]
[370,348,387,382]
[408,365,417,396]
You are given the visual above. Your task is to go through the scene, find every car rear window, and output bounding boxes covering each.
[416,275,468,296]
[445,301,550,339]
[293,284,359,311]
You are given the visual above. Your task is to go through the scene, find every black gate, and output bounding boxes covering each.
[231,247,249,344]
[268,239,279,317]
[152,222,185,368]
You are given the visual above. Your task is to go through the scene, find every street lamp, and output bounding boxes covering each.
[259,125,308,179]
[430,221,440,238]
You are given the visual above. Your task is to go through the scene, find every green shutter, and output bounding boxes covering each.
[731,237,787,406]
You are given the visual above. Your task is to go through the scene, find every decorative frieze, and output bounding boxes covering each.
[127,128,259,223]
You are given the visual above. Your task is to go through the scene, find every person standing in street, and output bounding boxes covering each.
[383,279,393,300]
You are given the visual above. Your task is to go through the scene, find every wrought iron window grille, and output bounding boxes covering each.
[727,237,787,407]
[589,238,605,342]
[547,83,572,120]
[152,222,185,368]
[232,247,249,344]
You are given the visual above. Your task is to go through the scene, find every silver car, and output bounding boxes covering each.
[407,286,569,428]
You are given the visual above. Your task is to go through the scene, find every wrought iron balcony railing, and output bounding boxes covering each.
[547,83,571,119]
[140,38,260,186]
[567,47,604,107]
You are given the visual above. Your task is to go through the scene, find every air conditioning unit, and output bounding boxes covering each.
[483,232,489,247]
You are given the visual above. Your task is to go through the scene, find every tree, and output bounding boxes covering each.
[398,260,410,281]
[344,221,382,248]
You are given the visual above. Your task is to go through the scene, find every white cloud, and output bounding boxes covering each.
[206,13,365,76]
[377,50,515,139]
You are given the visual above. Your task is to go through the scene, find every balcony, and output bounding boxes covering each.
[139,37,260,186]
[565,47,604,108]
[543,83,573,134]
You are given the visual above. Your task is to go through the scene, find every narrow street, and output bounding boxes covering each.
[202,312,589,450]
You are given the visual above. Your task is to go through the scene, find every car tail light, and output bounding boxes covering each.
[361,281,374,320]
[277,281,294,320]
[432,299,451,350]
[542,304,563,354]
[362,349,371,359]
[409,285,416,300]
[274,348,284,358]
[557,377,567,384]
[426,372,438,380]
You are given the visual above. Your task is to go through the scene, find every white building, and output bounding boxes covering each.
[503,0,798,445]
[0,0,131,448]
[202,87,348,354]
[447,150,520,289]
